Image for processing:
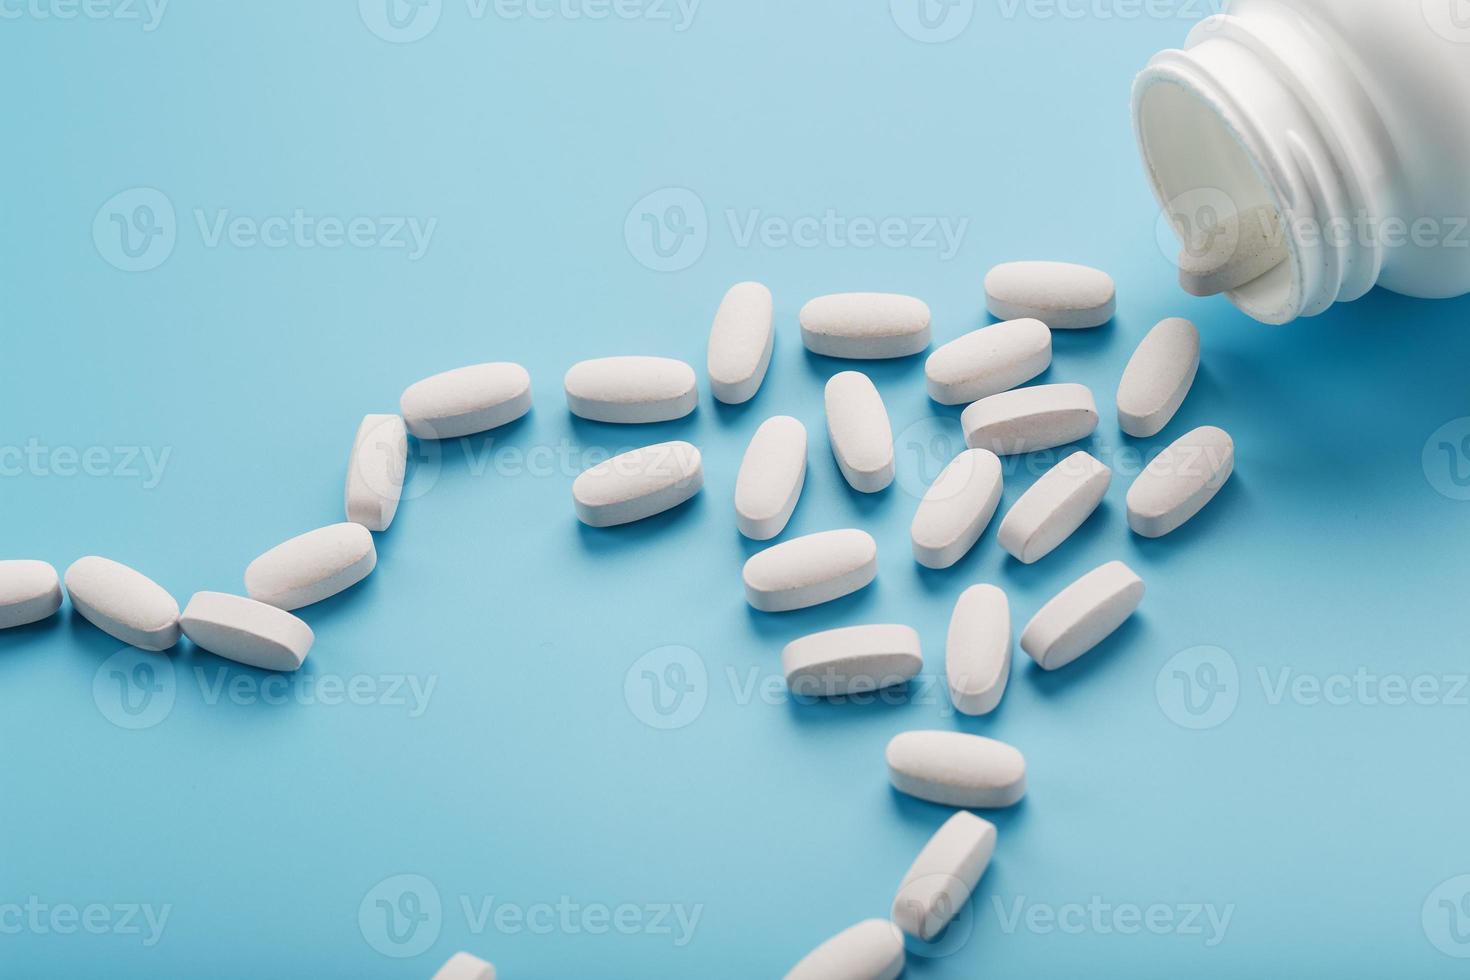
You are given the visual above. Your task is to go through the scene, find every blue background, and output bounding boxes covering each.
[5,1,1470,977]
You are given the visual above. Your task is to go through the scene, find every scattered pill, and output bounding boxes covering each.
[743,529,877,613]
[910,449,1004,569]
[708,281,775,404]
[997,451,1112,564]
[245,523,377,611]
[925,318,1052,406]
[0,560,63,630]
[984,261,1115,329]
[1116,317,1200,438]
[826,371,895,493]
[179,592,313,672]
[400,362,532,440]
[782,624,923,698]
[1021,560,1144,670]
[735,417,807,540]
[886,730,1027,808]
[784,919,904,980]
[564,356,698,424]
[1179,204,1288,297]
[573,441,704,528]
[64,556,180,652]
[344,414,408,532]
[1127,425,1235,537]
[945,584,1011,716]
[431,952,497,980]
[800,293,932,359]
[962,383,1098,455]
[892,811,996,942]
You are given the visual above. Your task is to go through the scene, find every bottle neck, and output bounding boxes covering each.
[1134,12,1389,324]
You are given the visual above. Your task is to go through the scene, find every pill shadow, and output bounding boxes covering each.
[1025,615,1150,698]
[1125,476,1248,564]
[65,611,145,665]
[711,393,762,427]
[886,788,1031,838]
[800,348,927,389]
[286,569,385,633]
[572,493,709,556]
[565,412,699,449]
[996,313,1117,358]
[997,501,1116,590]
[731,493,815,556]
[742,583,882,641]
[781,686,922,729]
[0,613,64,675]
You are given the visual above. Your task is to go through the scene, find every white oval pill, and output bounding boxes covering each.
[910,449,1003,570]
[1116,317,1200,438]
[925,318,1052,406]
[946,584,1011,716]
[0,560,63,630]
[573,441,704,528]
[783,625,923,698]
[1179,204,1288,297]
[564,356,698,424]
[64,556,180,651]
[431,952,497,980]
[245,523,377,611]
[735,417,807,540]
[784,919,904,980]
[997,451,1112,564]
[886,730,1027,808]
[743,529,877,613]
[984,261,1116,329]
[962,383,1098,456]
[1127,426,1235,538]
[826,371,894,493]
[344,414,408,532]
[400,362,532,440]
[892,811,996,942]
[708,281,774,404]
[800,293,932,359]
[1021,560,1145,670]
[180,592,313,672]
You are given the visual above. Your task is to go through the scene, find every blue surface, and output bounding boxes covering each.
[5,2,1470,977]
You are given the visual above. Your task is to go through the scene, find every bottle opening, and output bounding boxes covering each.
[1135,74,1300,324]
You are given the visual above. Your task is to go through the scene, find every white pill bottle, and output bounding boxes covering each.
[1133,0,1470,324]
